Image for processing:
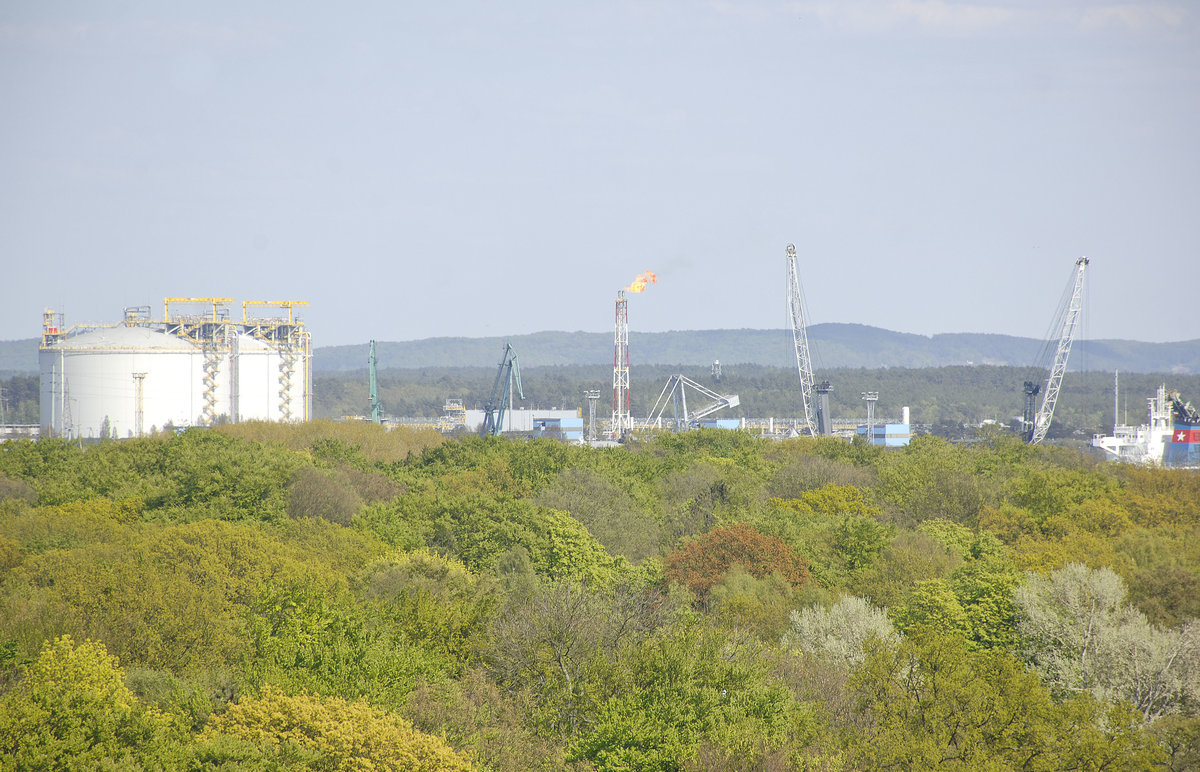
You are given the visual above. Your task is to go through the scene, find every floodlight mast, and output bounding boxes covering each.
[786,244,818,436]
[1027,256,1089,444]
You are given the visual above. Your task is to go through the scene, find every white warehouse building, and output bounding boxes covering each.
[39,300,311,439]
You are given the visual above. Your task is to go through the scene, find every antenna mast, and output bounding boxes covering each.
[786,244,818,436]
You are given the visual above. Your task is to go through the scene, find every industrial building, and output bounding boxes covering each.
[463,408,583,437]
[39,299,310,439]
[854,405,907,446]
[856,422,913,447]
[856,406,912,447]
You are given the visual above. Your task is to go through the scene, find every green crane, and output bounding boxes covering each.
[368,340,383,424]
[481,343,523,437]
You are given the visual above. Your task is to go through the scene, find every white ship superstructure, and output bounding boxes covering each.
[1092,384,1176,465]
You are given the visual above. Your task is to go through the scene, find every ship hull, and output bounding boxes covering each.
[1164,419,1200,468]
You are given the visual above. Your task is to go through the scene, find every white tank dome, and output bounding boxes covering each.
[44,325,198,351]
[40,326,204,439]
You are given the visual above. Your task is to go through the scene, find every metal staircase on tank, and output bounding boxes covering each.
[278,343,296,422]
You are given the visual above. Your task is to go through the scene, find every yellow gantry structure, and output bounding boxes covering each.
[163,297,235,324]
[242,300,309,325]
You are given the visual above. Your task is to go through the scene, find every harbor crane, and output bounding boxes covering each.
[647,374,739,430]
[1022,257,1089,444]
[481,343,523,437]
[786,244,821,436]
[368,340,383,424]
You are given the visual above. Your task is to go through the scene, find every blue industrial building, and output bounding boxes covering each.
[856,422,911,447]
[532,416,585,442]
[697,419,742,430]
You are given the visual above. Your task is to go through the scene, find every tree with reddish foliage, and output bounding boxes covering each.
[665,522,812,602]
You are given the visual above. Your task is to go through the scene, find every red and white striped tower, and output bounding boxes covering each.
[611,290,630,438]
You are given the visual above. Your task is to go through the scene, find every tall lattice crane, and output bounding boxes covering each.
[786,244,818,436]
[1023,257,1089,444]
[368,340,383,424]
[481,343,523,437]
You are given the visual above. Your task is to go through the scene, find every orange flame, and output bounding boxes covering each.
[626,270,658,293]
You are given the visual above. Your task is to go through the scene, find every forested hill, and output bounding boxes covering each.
[315,325,1200,374]
[0,338,38,376]
[4,326,1198,374]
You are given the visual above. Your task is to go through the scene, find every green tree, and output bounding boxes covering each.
[534,467,661,564]
[656,458,762,547]
[356,492,627,584]
[0,635,184,769]
[569,626,814,771]
[892,579,971,639]
[286,465,364,525]
[849,631,1163,770]
[877,436,987,525]
[197,686,474,771]
[485,580,672,737]
[708,567,818,643]
[949,557,1021,649]
[764,485,891,587]
[363,549,497,666]
[242,580,452,707]
[833,515,892,572]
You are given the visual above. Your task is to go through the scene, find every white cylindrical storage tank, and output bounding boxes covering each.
[39,326,203,439]
[232,333,309,423]
[233,333,278,422]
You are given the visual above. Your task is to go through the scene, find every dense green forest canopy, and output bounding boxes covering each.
[1,421,1198,769]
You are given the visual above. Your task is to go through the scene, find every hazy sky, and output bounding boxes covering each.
[2,1,1198,347]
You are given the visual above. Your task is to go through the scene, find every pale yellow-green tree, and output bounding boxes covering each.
[0,635,184,769]
[198,686,474,771]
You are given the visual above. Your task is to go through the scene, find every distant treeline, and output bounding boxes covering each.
[315,364,1200,442]
[0,375,37,424]
[314,325,1200,374]
[4,325,1197,376]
